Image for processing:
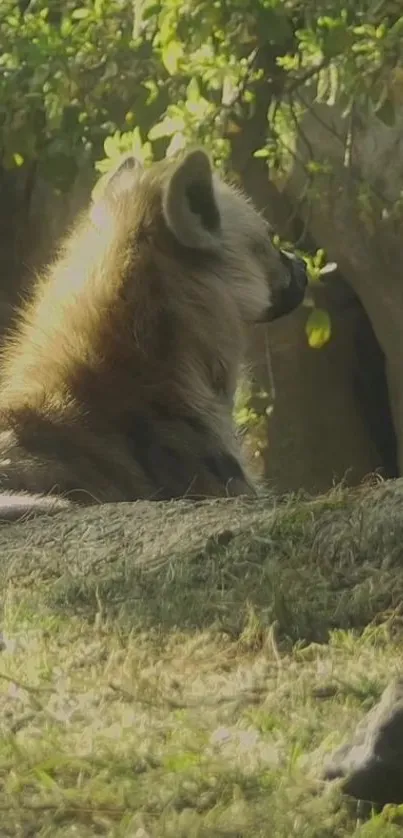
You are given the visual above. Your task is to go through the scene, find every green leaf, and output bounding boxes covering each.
[104,134,121,159]
[319,262,338,276]
[125,111,136,126]
[185,82,210,118]
[71,8,91,20]
[94,158,113,175]
[165,132,186,157]
[327,63,339,106]
[148,115,185,140]
[305,308,332,350]
[13,153,24,167]
[253,148,270,158]
[61,17,73,36]
[187,77,200,102]
[131,126,153,163]
[161,40,183,75]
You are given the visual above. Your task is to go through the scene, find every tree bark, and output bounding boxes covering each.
[283,97,403,472]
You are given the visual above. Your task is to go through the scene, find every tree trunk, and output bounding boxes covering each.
[283,97,403,473]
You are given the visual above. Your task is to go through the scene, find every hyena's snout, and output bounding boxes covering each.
[268,250,308,321]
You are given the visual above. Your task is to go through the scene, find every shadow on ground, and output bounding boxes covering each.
[2,478,403,643]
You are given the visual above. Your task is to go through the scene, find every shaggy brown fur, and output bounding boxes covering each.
[0,149,307,520]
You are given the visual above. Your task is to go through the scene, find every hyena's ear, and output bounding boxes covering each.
[163,149,221,250]
[92,153,144,202]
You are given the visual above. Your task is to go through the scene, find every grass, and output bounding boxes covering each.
[1,479,403,835]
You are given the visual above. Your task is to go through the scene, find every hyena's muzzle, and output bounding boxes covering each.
[266,250,308,322]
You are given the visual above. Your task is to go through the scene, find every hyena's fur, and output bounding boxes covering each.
[0,149,307,520]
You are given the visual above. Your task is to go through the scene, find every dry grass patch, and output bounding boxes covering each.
[0,480,403,834]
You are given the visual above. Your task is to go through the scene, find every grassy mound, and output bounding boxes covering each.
[1,479,403,835]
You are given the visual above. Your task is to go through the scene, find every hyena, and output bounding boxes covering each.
[0,148,307,520]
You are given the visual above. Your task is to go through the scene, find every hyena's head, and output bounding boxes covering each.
[91,148,308,417]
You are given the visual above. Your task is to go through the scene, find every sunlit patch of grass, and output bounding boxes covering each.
[1,482,403,833]
[0,588,400,835]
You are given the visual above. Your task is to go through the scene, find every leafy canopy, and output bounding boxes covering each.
[2,0,401,187]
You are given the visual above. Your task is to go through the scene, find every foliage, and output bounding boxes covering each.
[305,307,332,349]
[0,0,163,188]
[2,0,402,183]
[233,376,272,466]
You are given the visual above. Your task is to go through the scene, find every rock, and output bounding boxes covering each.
[323,678,403,805]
